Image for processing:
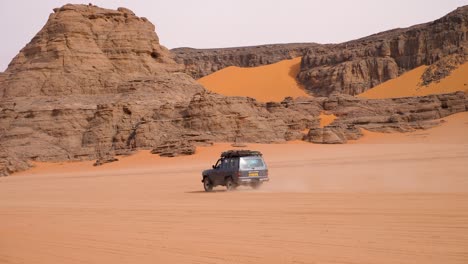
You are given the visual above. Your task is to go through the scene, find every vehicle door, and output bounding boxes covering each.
[214,158,230,185]
[210,158,222,183]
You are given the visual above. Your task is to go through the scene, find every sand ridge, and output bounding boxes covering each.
[358,62,468,99]
[198,57,310,102]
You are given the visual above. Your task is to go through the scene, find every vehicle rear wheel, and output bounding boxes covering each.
[225,178,235,191]
[251,182,263,190]
[203,177,213,192]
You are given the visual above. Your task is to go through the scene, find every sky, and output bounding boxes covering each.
[0,0,467,71]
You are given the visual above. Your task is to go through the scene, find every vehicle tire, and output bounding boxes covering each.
[225,178,235,191]
[251,182,263,190]
[203,177,213,192]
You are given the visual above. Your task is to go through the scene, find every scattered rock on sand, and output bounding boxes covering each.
[151,141,196,157]
[94,156,119,167]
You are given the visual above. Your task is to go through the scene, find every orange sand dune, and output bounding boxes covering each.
[2,113,468,264]
[198,57,310,102]
[359,62,468,99]
[319,112,337,127]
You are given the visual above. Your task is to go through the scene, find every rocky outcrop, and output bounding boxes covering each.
[93,156,119,166]
[1,4,467,175]
[173,6,468,96]
[182,93,321,142]
[329,91,468,130]
[0,2,324,173]
[151,141,196,157]
[2,4,183,98]
[0,146,31,176]
[1,87,467,173]
[298,6,468,96]
[0,4,205,173]
[304,91,468,143]
[172,43,321,79]
[421,54,466,86]
[305,125,362,144]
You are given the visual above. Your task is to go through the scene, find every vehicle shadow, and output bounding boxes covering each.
[185,190,227,194]
[185,189,255,194]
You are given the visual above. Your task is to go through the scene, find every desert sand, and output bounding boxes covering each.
[1,113,468,264]
[198,57,310,102]
[358,63,468,99]
[319,113,337,128]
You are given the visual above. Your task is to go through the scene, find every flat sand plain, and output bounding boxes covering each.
[1,113,468,264]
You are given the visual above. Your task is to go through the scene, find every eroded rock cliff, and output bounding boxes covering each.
[172,43,321,79]
[0,5,322,175]
[0,4,204,174]
[2,4,183,98]
[304,91,468,144]
[173,6,468,96]
[1,4,467,176]
[298,6,468,96]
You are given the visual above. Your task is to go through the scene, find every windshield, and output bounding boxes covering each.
[239,157,266,170]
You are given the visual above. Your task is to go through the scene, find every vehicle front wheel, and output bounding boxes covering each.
[225,178,236,191]
[203,177,213,192]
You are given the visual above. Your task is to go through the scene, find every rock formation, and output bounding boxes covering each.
[0,4,204,174]
[421,54,467,86]
[0,146,31,176]
[2,5,184,98]
[298,6,468,96]
[173,6,468,96]
[1,4,467,176]
[0,4,324,175]
[304,91,468,143]
[172,43,321,79]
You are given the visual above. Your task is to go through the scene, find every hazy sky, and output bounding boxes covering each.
[1,0,467,71]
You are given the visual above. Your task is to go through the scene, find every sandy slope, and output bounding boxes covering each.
[354,112,468,144]
[1,113,468,264]
[358,62,468,99]
[319,113,337,127]
[198,57,310,102]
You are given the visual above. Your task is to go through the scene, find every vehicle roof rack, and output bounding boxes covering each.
[220,150,262,158]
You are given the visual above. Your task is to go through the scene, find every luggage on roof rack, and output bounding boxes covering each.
[220,150,262,158]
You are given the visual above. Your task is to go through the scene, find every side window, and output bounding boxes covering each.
[219,158,238,169]
[220,158,229,169]
[214,159,222,168]
[230,158,237,169]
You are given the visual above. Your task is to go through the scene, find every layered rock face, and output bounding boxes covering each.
[0,4,206,174]
[3,6,186,98]
[173,6,468,96]
[298,6,468,96]
[304,91,468,144]
[172,43,321,79]
[1,4,467,176]
[0,4,323,175]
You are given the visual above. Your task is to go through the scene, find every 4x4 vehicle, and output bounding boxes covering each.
[202,150,269,192]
